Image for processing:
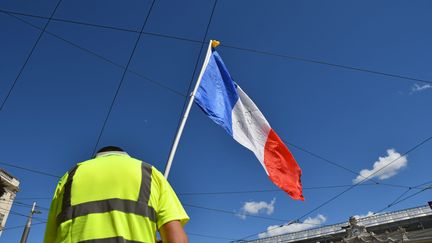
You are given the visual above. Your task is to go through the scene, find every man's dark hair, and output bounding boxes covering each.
[97,146,124,153]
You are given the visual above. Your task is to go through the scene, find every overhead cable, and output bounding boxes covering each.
[8,210,47,223]
[0,161,60,178]
[375,180,432,214]
[1,12,186,97]
[165,0,218,173]
[0,0,64,111]
[1,222,46,231]
[177,182,420,196]
[221,44,432,85]
[188,232,236,241]
[183,203,320,226]
[15,201,49,211]
[1,9,424,190]
[235,135,432,241]
[387,186,431,208]
[91,0,157,155]
[286,140,419,189]
[2,8,432,86]
[184,203,287,223]
[0,8,201,41]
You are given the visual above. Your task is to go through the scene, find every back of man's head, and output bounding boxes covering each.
[97,146,124,154]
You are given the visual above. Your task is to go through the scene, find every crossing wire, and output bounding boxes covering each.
[91,0,157,156]
[0,205,48,223]
[183,203,323,227]
[0,0,64,111]
[2,8,431,184]
[9,210,47,223]
[234,135,432,241]
[15,201,50,211]
[220,44,432,85]
[4,183,417,239]
[0,132,416,190]
[0,5,431,239]
[0,182,419,208]
[177,182,430,196]
[1,7,429,187]
[374,180,432,214]
[9,202,263,238]
[0,11,186,97]
[1,4,430,243]
[0,138,418,190]
[0,218,235,242]
[286,140,428,189]
[4,197,52,201]
[184,203,287,223]
[9,199,310,227]
[385,186,431,208]
[164,0,218,173]
[188,232,236,241]
[2,8,432,86]
[7,200,319,226]
[0,161,60,178]
[2,222,233,242]
[0,8,202,45]
[1,222,46,231]
[286,140,391,186]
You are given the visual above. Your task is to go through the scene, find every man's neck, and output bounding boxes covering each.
[95,151,129,158]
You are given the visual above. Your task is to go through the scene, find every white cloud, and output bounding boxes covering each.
[258,215,326,238]
[353,211,374,219]
[411,83,432,93]
[238,198,276,219]
[353,149,407,184]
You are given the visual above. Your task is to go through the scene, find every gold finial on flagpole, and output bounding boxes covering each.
[211,40,220,48]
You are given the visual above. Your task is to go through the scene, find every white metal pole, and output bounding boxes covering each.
[164,40,215,179]
[20,202,38,243]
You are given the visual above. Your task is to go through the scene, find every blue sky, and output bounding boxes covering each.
[1,0,432,242]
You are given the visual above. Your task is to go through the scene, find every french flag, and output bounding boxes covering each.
[194,47,304,200]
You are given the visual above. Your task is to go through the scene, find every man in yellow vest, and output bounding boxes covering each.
[44,146,189,243]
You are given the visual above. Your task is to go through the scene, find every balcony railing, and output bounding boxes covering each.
[247,205,432,243]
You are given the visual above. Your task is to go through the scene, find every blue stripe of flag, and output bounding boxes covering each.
[194,50,239,136]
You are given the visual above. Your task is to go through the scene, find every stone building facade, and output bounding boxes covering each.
[246,204,432,243]
[0,169,20,236]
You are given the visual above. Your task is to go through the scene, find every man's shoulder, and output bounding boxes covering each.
[75,156,163,176]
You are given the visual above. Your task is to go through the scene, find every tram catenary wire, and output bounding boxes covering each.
[1,8,431,86]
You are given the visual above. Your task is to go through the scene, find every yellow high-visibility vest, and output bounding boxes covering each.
[44,152,189,243]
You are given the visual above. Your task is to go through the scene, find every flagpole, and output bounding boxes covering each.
[164,40,219,179]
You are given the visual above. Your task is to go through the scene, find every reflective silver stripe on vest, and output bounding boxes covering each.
[138,162,152,203]
[60,166,79,216]
[57,198,156,223]
[57,162,156,224]
[79,236,144,243]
